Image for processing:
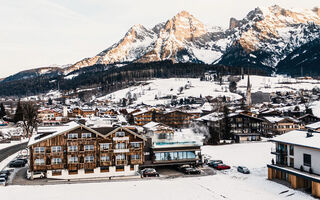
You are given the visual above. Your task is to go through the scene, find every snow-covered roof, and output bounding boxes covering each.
[270,130,320,150]
[264,116,300,123]
[143,121,160,128]
[28,121,80,146]
[306,121,320,130]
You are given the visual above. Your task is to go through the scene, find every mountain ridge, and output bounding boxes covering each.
[2,5,320,83]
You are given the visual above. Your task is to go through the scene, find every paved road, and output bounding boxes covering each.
[0,142,28,163]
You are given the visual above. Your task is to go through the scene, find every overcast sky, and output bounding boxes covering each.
[0,0,319,77]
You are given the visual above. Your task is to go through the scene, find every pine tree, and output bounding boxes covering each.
[14,100,24,123]
[48,98,53,105]
[222,105,232,140]
[0,103,6,119]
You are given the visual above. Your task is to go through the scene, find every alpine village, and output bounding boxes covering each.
[1,2,320,200]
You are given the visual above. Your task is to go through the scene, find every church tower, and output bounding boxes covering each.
[246,74,252,106]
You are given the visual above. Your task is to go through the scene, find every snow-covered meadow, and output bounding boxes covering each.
[0,142,315,200]
[98,78,242,106]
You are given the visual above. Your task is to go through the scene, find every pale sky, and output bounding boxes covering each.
[0,0,319,78]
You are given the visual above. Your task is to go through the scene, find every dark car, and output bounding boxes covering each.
[208,160,223,168]
[141,168,159,177]
[237,166,250,174]
[16,158,28,164]
[0,174,8,180]
[0,170,10,176]
[9,160,25,168]
[183,167,201,175]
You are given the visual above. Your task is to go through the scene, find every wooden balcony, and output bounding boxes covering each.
[115,160,127,166]
[47,164,64,170]
[130,159,142,165]
[100,161,112,166]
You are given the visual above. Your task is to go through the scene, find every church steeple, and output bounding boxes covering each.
[246,73,252,106]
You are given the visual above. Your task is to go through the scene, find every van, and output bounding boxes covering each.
[26,170,46,180]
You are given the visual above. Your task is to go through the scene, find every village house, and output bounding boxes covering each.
[267,130,320,198]
[228,112,264,143]
[298,114,320,126]
[133,108,200,128]
[28,121,146,179]
[262,116,301,136]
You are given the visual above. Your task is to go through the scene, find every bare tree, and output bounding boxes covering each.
[22,101,39,139]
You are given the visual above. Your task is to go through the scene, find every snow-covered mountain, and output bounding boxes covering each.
[219,6,320,70]
[66,6,320,73]
[3,5,320,82]
[2,64,71,83]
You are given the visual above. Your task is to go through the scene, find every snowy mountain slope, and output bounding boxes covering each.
[277,38,320,76]
[68,6,320,73]
[3,5,320,83]
[219,5,320,70]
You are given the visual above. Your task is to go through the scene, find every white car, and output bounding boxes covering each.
[26,170,46,180]
[0,178,6,186]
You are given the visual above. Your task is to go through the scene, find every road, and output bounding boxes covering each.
[0,142,28,163]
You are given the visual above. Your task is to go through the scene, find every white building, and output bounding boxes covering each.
[268,130,320,198]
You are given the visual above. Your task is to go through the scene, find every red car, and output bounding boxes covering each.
[216,164,231,170]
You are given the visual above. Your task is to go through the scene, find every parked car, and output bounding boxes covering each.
[177,165,191,172]
[26,170,46,180]
[0,174,8,180]
[0,178,6,186]
[16,158,28,164]
[182,167,201,175]
[0,170,10,176]
[216,164,231,170]
[208,160,223,168]
[237,166,250,174]
[141,168,159,177]
[9,160,25,168]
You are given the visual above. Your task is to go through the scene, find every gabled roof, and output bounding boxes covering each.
[103,126,147,141]
[28,122,144,146]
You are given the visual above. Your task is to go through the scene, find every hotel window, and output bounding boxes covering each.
[85,156,94,163]
[34,159,45,165]
[52,158,62,164]
[81,133,92,138]
[68,133,78,139]
[303,154,311,167]
[51,146,61,153]
[68,145,78,152]
[100,155,110,162]
[115,143,126,149]
[115,131,125,137]
[84,145,94,151]
[100,143,110,150]
[116,154,126,160]
[68,156,78,164]
[131,154,140,160]
[34,147,45,153]
[130,142,141,148]
[289,145,294,156]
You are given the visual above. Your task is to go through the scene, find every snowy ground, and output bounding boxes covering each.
[237,75,320,93]
[98,78,242,106]
[0,142,315,200]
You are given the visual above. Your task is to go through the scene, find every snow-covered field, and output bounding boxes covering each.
[98,78,242,106]
[0,142,314,200]
[237,75,320,93]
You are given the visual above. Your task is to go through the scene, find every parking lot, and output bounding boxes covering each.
[6,164,216,186]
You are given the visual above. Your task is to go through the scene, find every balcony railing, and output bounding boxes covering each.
[271,147,287,155]
[115,160,127,166]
